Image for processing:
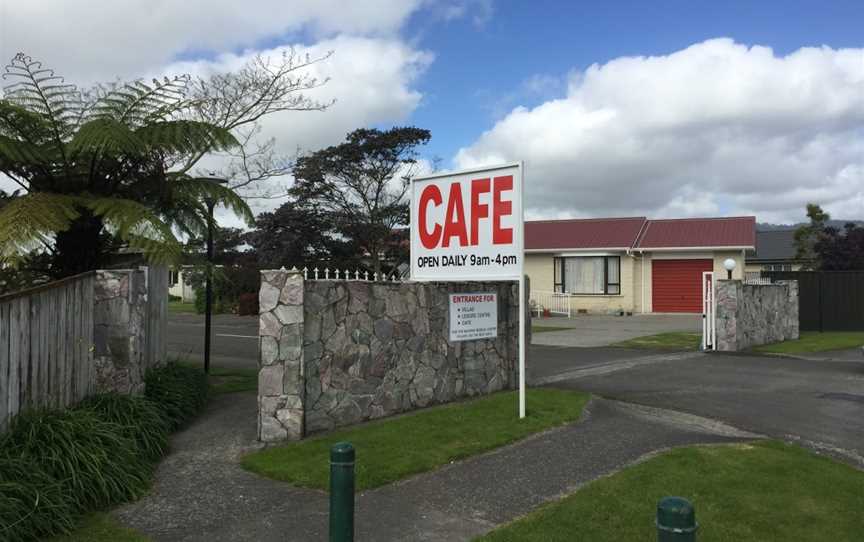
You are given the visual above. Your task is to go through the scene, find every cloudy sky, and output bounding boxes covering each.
[1,0,862,224]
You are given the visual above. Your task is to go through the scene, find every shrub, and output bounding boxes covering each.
[145,363,209,431]
[0,409,152,511]
[0,456,76,542]
[80,393,169,461]
[238,292,259,315]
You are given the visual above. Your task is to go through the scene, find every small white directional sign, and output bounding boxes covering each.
[449,293,498,342]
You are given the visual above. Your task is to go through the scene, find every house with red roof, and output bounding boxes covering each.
[526,216,756,314]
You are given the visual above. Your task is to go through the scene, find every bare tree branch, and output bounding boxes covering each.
[178,48,335,198]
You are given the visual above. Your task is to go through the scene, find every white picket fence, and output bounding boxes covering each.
[529,290,574,318]
[744,272,772,285]
[286,266,407,283]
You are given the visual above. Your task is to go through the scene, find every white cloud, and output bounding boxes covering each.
[0,0,426,82]
[456,38,864,224]
[0,2,440,227]
[160,35,433,225]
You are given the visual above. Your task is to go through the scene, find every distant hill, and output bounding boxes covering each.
[757,220,864,232]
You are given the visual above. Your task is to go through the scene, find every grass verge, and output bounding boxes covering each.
[242,389,590,491]
[479,440,864,542]
[531,325,573,333]
[167,301,196,314]
[754,331,864,354]
[47,513,149,542]
[208,366,258,394]
[612,332,701,350]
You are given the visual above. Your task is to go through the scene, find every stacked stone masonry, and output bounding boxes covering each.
[715,279,799,352]
[258,270,525,442]
[93,269,149,394]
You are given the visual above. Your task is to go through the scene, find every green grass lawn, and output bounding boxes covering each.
[48,513,149,542]
[612,332,701,350]
[755,331,864,354]
[531,325,573,333]
[168,300,197,314]
[480,440,864,542]
[208,366,258,394]
[242,389,590,491]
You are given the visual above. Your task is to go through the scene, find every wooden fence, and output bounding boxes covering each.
[145,266,168,366]
[762,271,864,332]
[0,272,96,432]
[0,266,169,431]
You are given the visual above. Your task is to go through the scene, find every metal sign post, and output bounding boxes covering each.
[410,162,526,419]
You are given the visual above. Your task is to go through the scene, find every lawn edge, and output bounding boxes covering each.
[241,390,594,492]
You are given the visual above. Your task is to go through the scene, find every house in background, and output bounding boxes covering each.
[745,229,807,273]
[526,216,756,314]
[168,266,196,302]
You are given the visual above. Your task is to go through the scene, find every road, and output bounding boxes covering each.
[532,345,864,467]
[167,312,258,369]
[169,312,864,466]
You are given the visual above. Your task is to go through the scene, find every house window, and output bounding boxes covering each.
[763,264,792,272]
[553,256,621,295]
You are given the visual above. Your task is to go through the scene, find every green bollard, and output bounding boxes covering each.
[656,496,697,542]
[329,441,355,542]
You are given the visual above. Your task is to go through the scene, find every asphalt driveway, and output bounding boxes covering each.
[168,312,257,369]
[532,313,701,347]
[531,345,864,467]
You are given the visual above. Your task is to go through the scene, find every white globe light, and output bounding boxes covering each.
[723,258,737,271]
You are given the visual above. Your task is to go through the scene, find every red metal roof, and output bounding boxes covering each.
[635,216,756,249]
[525,217,647,250]
[525,216,756,250]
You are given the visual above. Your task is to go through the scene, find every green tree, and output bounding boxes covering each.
[794,203,830,269]
[290,127,430,275]
[0,53,252,278]
[814,222,864,271]
[245,197,361,270]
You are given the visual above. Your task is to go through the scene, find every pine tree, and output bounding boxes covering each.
[0,53,252,277]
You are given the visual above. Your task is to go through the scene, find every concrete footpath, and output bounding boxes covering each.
[114,392,757,541]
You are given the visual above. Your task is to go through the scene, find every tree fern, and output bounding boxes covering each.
[0,54,253,277]
[0,193,79,264]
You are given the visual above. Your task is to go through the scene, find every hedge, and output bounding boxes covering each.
[0,362,208,542]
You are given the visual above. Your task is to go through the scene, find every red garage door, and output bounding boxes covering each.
[652,259,712,313]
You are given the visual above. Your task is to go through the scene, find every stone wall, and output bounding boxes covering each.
[715,279,799,351]
[257,269,526,442]
[93,269,152,394]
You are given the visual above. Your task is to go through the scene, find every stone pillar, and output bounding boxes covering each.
[258,269,305,442]
[714,279,740,352]
[93,269,147,394]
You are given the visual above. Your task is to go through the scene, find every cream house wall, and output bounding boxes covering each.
[525,252,638,314]
[525,253,555,292]
[528,249,751,314]
[712,250,746,280]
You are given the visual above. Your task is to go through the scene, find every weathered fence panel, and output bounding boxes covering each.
[145,266,169,366]
[1,266,168,432]
[0,272,96,431]
[762,271,864,332]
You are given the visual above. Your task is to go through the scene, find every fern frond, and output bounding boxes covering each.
[92,76,190,127]
[171,176,254,226]
[85,197,181,263]
[67,118,144,156]
[2,53,83,139]
[0,100,52,146]
[135,120,237,154]
[0,134,48,164]
[0,192,79,265]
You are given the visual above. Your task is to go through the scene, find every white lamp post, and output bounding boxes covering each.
[723,258,737,280]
